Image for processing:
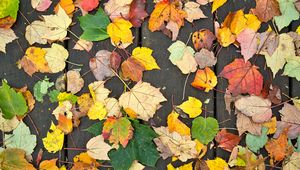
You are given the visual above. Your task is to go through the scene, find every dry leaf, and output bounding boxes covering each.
[195,49,217,69]
[86,135,112,160]
[184,1,207,23]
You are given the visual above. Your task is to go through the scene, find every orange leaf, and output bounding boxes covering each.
[57,114,73,134]
[167,111,190,136]
[192,29,216,51]
[219,58,263,96]
[191,67,217,92]
[121,57,145,82]
[215,129,241,152]
[265,128,293,162]
[54,0,75,15]
[0,16,16,28]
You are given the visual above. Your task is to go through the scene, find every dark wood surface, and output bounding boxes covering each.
[0,0,299,169]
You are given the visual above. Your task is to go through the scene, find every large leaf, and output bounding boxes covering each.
[0,81,28,119]
[274,0,299,30]
[192,117,219,145]
[4,122,36,155]
[219,58,263,96]
[78,8,110,41]
[0,149,36,170]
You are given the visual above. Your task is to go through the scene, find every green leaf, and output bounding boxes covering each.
[245,127,268,153]
[83,121,104,136]
[274,0,299,30]
[33,77,54,102]
[57,92,78,104]
[108,120,159,170]
[48,90,60,103]
[0,81,28,119]
[78,8,110,41]
[192,116,219,145]
[283,55,300,81]
[4,122,36,155]
[0,0,19,19]
[168,40,195,64]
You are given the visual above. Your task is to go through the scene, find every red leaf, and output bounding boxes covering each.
[215,129,241,152]
[219,58,263,96]
[129,0,148,27]
[80,0,99,12]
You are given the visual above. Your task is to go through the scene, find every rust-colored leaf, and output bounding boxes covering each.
[215,129,241,151]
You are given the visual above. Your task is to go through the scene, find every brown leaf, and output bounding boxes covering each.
[67,70,84,94]
[194,49,217,69]
[89,50,115,81]
[215,129,241,151]
[110,51,121,71]
[18,57,38,76]
[0,16,16,28]
[274,121,300,139]
[267,85,282,104]
[128,0,148,27]
[236,111,262,136]
[192,29,216,51]
[251,0,281,22]
[279,103,300,124]
[121,57,145,82]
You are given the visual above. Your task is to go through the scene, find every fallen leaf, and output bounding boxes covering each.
[57,114,73,134]
[80,0,99,12]
[236,28,258,62]
[212,0,227,12]
[195,49,217,69]
[250,0,281,22]
[275,121,300,139]
[44,43,69,73]
[86,135,112,160]
[0,111,19,132]
[167,111,191,136]
[31,0,52,11]
[216,27,235,47]
[192,29,216,50]
[265,128,293,162]
[39,158,59,170]
[42,122,64,153]
[0,81,28,119]
[192,116,219,145]
[73,152,100,168]
[0,0,19,20]
[104,0,131,21]
[177,96,202,118]
[107,18,133,46]
[191,67,217,92]
[77,93,94,114]
[121,57,145,82]
[215,129,241,152]
[119,82,167,121]
[236,111,262,136]
[33,77,54,102]
[206,157,229,170]
[128,0,148,27]
[87,101,107,120]
[167,162,193,170]
[166,21,179,41]
[245,127,268,153]
[0,16,16,29]
[274,0,299,30]
[25,21,48,45]
[0,28,17,53]
[66,70,84,94]
[279,103,300,125]
[90,50,116,81]
[4,122,36,155]
[262,117,277,134]
[283,152,300,170]
[73,39,93,51]
[54,0,75,15]
[131,47,160,70]
[235,95,272,123]
[88,81,110,103]
[196,0,213,5]
[219,58,263,96]
[154,126,197,162]
[283,55,300,81]
[104,98,121,117]
[184,1,206,23]
[0,149,36,170]
[102,117,133,148]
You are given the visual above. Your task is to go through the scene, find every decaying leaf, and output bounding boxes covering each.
[184,1,206,23]
[250,0,281,22]
[192,29,216,50]
[195,49,217,69]
[236,111,262,136]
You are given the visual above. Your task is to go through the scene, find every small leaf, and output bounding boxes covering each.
[42,122,64,153]
[177,97,202,118]
[191,67,217,92]
[246,127,268,153]
[192,117,219,145]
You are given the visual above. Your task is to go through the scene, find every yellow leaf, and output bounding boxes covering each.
[77,93,94,113]
[230,10,247,35]
[42,122,64,153]
[39,159,59,170]
[107,18,133,46]
[191,67,217,92]
[263,117,277,134]
[73,152,100,166]
[44,43,68,73]
[25,47,50,73]
[217,27,235,47]
[195,139,207,159]
[212,0,227,13]
[124,107,137,119]
[293,98,300,110]
[206,157,229,170]
[52,101,73,120]
[245,14,261,32]
[55,0,75,15]
[131,47,160,70]
[167,111,190,136]
[297,25,300,34]
[178,97,202,118]
[87,101,107,120]
[167,162,193,170]
[88,81,110,103]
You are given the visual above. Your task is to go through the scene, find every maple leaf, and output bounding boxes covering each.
[86,135,112,160]
[184,1,207,23]
[167,111,191,136]
[265,128,294,162]
[102,117,134,148]
[128,0,148,27]
[148,2,186,40]
[250,0,281,22]
[215,129,241,152]
[177,96,202,118]
[42,122,64,153]
[154,126,198,162]
[31,0,52,12]
[119,82,167,121]
[0,28,17,53]
[131,47,160,70]
[192,29,216,51]
[192,67,217,92]
[0,149,36,170]
[107,18,133,47]
[219,58,263,96]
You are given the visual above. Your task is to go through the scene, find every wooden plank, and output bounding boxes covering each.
[0,0,66,167]
[214,0,290,161]
[141,1,215,166]
[65,3,140,165]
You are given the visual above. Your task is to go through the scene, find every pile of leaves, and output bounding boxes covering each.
[0,0,300,169]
